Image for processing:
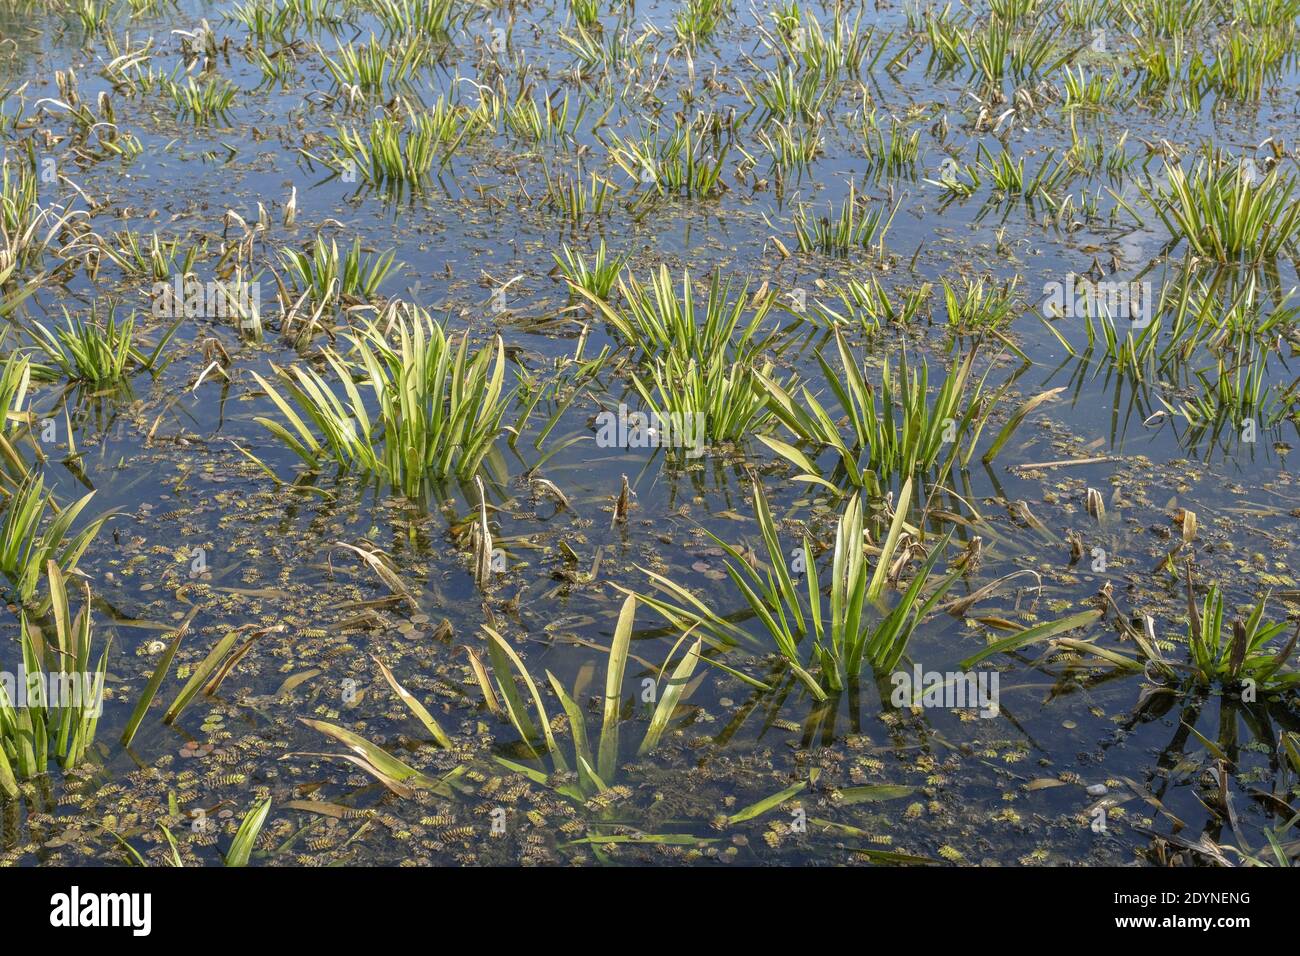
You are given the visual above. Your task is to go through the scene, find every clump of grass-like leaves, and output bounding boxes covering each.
[553,241,628,300]
[161,74,237,126]
[0,474,107,609]
[0,563,108,796]
[30,307,179,385]
[631,478,957,698]
[1021,565,1299,696]
[250,304,511,497]
[608,120,730,199]
[279,235,399,311]
[579,265,775,358]
[577,266,795,445]
[479,595,703,799]
[756,330,994,496]
[321,99,487,193]
[791,182,896,256]
[1139,154,1300,262]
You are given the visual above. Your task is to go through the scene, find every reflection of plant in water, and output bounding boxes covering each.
[1103,685,1300,867]
[1166,344,1288,432]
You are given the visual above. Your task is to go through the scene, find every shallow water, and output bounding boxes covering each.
[1,0,1298,866]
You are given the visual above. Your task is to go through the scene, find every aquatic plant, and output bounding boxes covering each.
[279,235,399,310]
[748,66,831,122]
[69,0,117,34]
[480,595,703,798]
[770,6,881,79]
[1043,268,1295,376]
[1124,0,1205,35]
[976,145,1070,205]
[630,479,965,698]
[251,304,512,496]
[0,563,108,796]
[1059,0,1116,29]
[962,17,1010,87]
[97,229,199,281]
[922,4,968,75]
[1167,345,1283,430]
[1056,568,1299,695]
[560,22,653,73]
[251,47,297,87]
[608,120,730,199]
[225,0,297,44]
[1,149,81,273]
[553,241,628,301]
[1202,30,1291,102]
[810,276,933,330]
[860,111,921,177]
[0,475,107,609]
[505,88,590,144]
[926,155,982,198]
[568,0,600,30]
[323,99,487,191]
[0,352,32,437]
[791,182,896,256]
[674,0,727,45]
[1138,155,1300,262]
[576,267,791,447]
[225,797,272,867]
[30,307,179,385]
[316,34,427,98]
[161,74,237,126]
[756,122,823,175]
[367,0,458,39]
[1164,584,1297,691]
[942,274,1019,330]
[540,164,617,224]
[580,265,778,362]
[1061,66,1127,111]
[755,331,993,496]
[629,349,793,446]
[299,714,465,797]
